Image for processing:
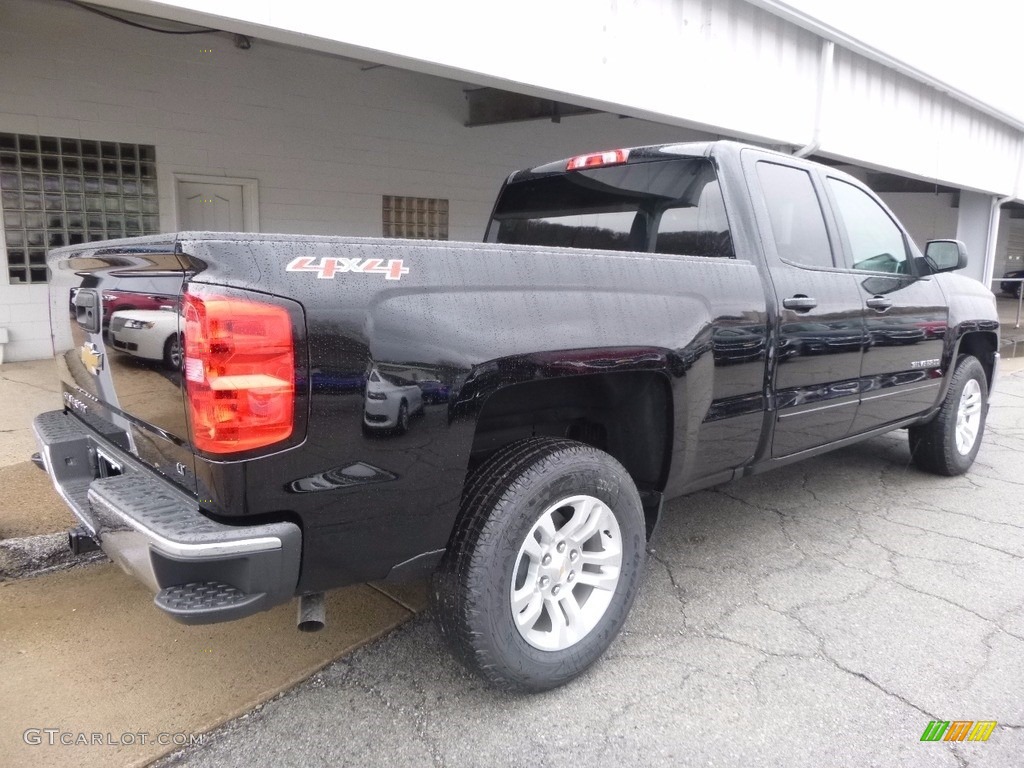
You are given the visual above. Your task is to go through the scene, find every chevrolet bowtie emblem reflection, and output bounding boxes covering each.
[80,342,104,375]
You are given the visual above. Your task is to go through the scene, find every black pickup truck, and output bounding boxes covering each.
[34,141,999,691]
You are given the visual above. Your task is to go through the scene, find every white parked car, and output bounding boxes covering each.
[363,368,423,433]
[109,308,182,369]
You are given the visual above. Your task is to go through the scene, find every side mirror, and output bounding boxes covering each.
[924,240,968,273]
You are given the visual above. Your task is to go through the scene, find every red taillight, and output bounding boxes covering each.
[183,292,295,454]
[566,149,630,171]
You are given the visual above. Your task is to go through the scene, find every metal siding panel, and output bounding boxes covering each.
[825,47,1019,195]
[95,0,1023,195]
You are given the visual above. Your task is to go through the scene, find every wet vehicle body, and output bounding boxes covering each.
[34,141,999,690]
[109,307,182,369]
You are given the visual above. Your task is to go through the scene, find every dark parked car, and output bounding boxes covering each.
[415,378,451,404]
[999,269,1024,298]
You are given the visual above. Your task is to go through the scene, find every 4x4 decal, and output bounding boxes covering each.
[286,256,409,281]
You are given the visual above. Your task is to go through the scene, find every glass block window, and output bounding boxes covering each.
[0,133,160,284]
[382,195,448,240]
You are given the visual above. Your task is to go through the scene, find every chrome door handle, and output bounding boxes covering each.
[866,296,892,311]
[782,295,817,312]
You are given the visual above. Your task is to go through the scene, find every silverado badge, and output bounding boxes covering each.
[80,342,104,375]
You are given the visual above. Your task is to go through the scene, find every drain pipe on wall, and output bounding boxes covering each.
[794,39,834,158]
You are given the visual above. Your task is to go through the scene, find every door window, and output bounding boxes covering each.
[756,162,834,269]
[827,178,909,273]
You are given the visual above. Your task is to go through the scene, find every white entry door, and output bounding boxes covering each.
[175,176,258,232]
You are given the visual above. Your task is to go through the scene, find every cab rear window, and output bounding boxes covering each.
[486,158,733,258]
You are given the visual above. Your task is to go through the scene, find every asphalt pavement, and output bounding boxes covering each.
[158,360,1024,768]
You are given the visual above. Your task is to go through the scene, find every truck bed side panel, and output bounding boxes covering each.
[181,236,767,591]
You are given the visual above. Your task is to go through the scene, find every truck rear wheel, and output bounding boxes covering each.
[908,354,987,476]
[431,438,646,692]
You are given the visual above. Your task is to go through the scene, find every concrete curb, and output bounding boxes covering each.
[0,531,106,581]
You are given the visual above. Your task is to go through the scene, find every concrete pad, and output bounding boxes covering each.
[0,564,415,768]
[369,579,430,612]
[0,534,103,581]
[999,354,1024,374]
[0,360,61,468]
[0,461,73,540]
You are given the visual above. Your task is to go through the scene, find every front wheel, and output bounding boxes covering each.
[163,333,183,370]
[431,438,646,692]
[909,354,988,476]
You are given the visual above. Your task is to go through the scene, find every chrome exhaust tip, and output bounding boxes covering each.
[297,592,326,632]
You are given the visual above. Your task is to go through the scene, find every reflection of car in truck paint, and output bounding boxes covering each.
[780,321,869,355]
[109,308,182,369]
[362,368,424,433]
[289,461,397,494]
[415,379,450,404]
[711,327,767,365]
[35,141,999,693]
[75,274,180,325]
[865,316,928,346]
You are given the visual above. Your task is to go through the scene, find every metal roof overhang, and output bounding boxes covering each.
[86,0,1023,200]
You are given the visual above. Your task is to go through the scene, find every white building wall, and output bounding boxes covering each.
[104,0,824,148]
[877,193,958,247]
[102,0,1024,196]
[0,0,705,361]
[953,191,994,284]
[1,0,1017,361]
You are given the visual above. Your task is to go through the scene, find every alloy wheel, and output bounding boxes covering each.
[955,378,983,455]
[510,494,622,651]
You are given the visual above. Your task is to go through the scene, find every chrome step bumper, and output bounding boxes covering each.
[33,410,301,624]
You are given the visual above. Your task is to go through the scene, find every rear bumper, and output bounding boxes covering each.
[363,399,398,428]
[110,327,161,360]
[33,410,301,624]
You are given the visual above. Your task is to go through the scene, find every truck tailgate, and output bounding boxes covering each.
[47,238,197,496]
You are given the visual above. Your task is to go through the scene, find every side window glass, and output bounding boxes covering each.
[827,178,909,273]
[654,179,734,258]
[756,162,834,268]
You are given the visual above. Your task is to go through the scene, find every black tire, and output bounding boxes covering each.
[163,333,183,370]
[431,437,646,692]
[395,401,409,434]
[909,354,987,476]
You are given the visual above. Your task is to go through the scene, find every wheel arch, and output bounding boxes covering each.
[953,330,999,392]
[466,365,675,499]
